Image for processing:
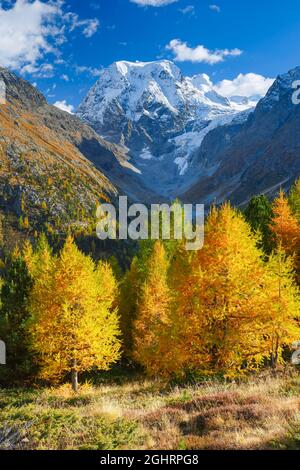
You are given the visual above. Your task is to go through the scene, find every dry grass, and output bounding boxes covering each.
[1,369,300,450]
[135,371,300,450]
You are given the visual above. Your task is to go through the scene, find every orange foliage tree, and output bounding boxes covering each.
[270,190,300,256]
[174,205,271,377]
[270,190,300,283]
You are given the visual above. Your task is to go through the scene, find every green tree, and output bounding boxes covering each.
[244,195,274,253]
[289,178,300,224]
[0,250,34,382]
[119,256,140,358]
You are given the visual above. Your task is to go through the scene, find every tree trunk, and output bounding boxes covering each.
[71,359,78,393]
[273,334,279,369]
[271,334,279,371]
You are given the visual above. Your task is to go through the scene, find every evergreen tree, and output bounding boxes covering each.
[244,195,274,253]
[0,214,3,248]
[0,249,33,382]
[107,255,123,281]
[119,256,140,358]
[289,178,300,224]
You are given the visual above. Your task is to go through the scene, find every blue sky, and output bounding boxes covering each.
[1,0,300,110]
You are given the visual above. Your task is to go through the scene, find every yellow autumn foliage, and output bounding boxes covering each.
[27,236,121,383]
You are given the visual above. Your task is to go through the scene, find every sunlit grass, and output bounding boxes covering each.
[1,369,300,450]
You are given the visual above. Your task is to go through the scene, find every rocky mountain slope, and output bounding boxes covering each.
[182,67,300,205]
[77,60,254,199]
[1,62,299,240]
[0,67,126,238]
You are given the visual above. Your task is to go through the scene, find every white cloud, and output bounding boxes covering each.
[209,4,221,13]
[166,39,242,64]
[66,13,99,38]
[0,0,100,73]
[75,65,102,77]
[179,5,195,15]
[214,73,275,98]
[130,0,178,6]
[82,19,99,38]
[53,100,74,114]
[21,63,55,78]
[0,0,60,70]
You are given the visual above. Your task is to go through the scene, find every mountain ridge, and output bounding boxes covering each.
[182,66,300,205]
[0,67,123,239]
[77,60,300,205]
[0,61,299,240]
[77,60,254,199]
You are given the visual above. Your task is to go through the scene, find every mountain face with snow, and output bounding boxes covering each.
[77,60,254,199]
[182,66,300,205]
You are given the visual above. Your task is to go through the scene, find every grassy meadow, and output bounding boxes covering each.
[1,369,300,451]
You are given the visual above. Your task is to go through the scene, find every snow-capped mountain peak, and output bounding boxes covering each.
[114,59,182,80]
[77,60,256,198]
[77,59,236,127]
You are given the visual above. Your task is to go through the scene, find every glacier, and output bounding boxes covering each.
[77,60,258,198]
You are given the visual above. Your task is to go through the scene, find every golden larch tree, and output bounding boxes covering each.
[183,204,270,377]
[133,241,171,376]
[28,237,120,391]
[270,190,300,255]
[264,248,300,367]
[165,243,198,377]
[23,234,53,280]
[270,190,300,283]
